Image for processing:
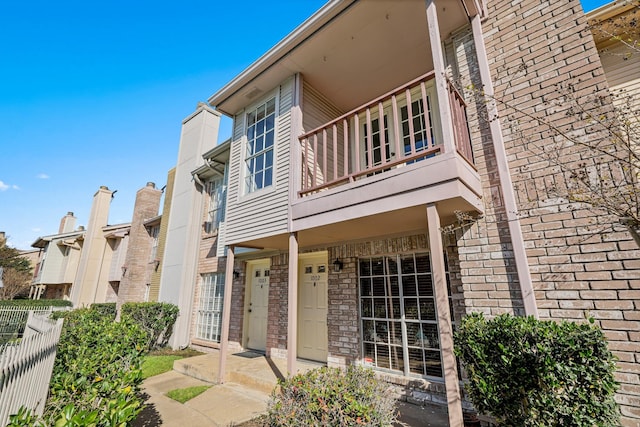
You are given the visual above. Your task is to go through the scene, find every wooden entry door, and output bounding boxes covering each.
[246,260,270,352]
[298,254,328,362]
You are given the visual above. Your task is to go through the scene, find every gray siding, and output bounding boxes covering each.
[225,77,295,245]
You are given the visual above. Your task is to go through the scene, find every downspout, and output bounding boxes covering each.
[471,15,538,318]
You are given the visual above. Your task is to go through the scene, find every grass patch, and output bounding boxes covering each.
[142,348,204,379]
[166,385,212,403]
[142,355,184,379]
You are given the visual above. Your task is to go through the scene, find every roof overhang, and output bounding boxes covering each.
[208,0,472,117]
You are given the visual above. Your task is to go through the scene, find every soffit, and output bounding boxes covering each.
[210,0,469,116]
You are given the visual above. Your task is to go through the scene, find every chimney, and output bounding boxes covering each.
[59,212,77,234]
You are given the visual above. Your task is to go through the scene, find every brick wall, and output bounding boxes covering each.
[117,183,161,308]
[452,0,639,422]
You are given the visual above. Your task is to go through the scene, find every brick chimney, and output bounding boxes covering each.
[58,212,77,234]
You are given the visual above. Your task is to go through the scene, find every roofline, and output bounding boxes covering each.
[207,0,357,115]
[31,230,85,248]
[587,0,636,22]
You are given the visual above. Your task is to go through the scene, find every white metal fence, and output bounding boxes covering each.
[0,308,64,425]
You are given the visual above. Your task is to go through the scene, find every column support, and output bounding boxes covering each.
[427,203,463,426]
[217,245,235,383]
[471,15,538,318]
[287,232,299,376]
[425,0,457,154]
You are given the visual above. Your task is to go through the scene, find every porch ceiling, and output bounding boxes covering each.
[210,0,470,116]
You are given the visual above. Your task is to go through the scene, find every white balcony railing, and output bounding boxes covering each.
[299,72,473,196]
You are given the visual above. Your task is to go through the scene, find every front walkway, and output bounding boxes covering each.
[134,350,450,426]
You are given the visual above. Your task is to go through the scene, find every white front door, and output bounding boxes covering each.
[298,254,328,362]
[246,260,270,351]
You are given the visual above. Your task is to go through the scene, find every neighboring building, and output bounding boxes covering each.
[159,0,640,424]
[589,1,640,106]
[31,183,163,306]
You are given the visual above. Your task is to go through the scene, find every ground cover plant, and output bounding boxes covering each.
[141,348,202,379]
[454,313,620,426]
[267,365,397,426]
[166,385,211,404]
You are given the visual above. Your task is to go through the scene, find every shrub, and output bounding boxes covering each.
[454,313,620,427]
[89,302,117,320]
[0,299,72,308]
[121,302,179,350]
[267,365,397,426]
[42,308,148,426]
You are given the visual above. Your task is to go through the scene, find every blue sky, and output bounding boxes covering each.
[0,0,612,250]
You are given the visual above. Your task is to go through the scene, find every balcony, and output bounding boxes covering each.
[299,72,473,196]
[291,73,482,246]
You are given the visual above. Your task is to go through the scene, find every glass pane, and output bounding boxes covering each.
[376,344,390,369]
[404,298,419,320]
[419,298,436,320]
[390,321,403,345]
[425,350,443,377]
[362,320,375,341]
[415,254,431,273]
[374,298,387,318]
[389,345,404,371]
[402,275,417,296]
[264,167,273,187]
[247,124,255,142]
[255,171,263,189]
[256,105,265,121]
[391,298,401,320]
[318,265,326,273]
[387,257,398,275]
[361,299,372,318]
[265,149,273,167]
[360,278,372,297]
[255,153,265,171]
[266,114,275,131]
[359,259,371,276]
[406,322,420,346]
[422,323,439,349]
[266,98,276,115]
[401,255,415,274]
[408,347,424,375]
[256,135,264,153]
[375,321,388,343]
[417,275,433,296]
[247,111,256,126]
[372,277,386,296]
[363,342,375,364]
[265,130,274,148]
[389,276,399,296]
[371,258,384,275]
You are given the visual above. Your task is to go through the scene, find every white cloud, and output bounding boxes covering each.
[0,181,9,191]
[12,185,20,190]
[36,173,50,179]
[31,228,41,232]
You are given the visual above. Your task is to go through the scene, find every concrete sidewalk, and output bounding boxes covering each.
[134,351,450,426]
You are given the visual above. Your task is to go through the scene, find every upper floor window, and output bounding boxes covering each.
[149,225,160,260]
[205,177,226,234]
[245,97,276,193]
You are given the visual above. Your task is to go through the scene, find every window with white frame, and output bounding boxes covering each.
[149,225,160,260]
[359,253,451,379]
[195,273,225,342]
[245,97,276,193]
[205,177,225,234]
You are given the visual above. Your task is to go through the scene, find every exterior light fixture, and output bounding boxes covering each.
[333,258,343,272]
[233,270,240,279]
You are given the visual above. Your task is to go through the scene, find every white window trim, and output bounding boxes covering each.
[239,88,280,199]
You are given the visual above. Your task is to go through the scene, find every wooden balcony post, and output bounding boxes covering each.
[425,0,457,154]
[217,245,235,384]
[426,204,463,426]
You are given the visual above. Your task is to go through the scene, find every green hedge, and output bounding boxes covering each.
[0,299,72,308]
[90,302,116,320]
[121,302,179,350]
[9,308,149,426]
[454,313,620,427]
